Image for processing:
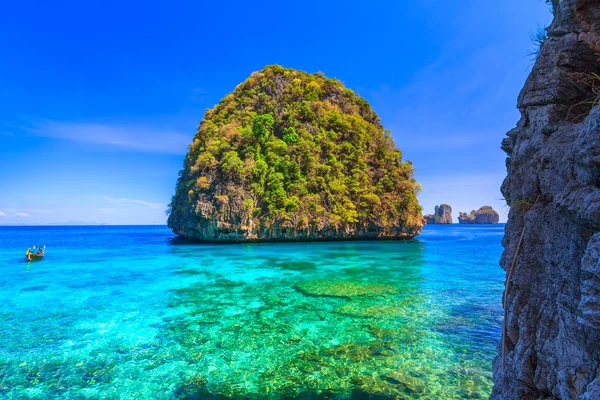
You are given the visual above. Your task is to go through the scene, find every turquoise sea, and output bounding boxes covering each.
[0,225,505,399]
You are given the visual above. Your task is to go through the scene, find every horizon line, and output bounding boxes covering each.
[0,224,169,227]
[0,223,506,227]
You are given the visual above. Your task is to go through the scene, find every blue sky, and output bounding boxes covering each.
[0,0,552,225]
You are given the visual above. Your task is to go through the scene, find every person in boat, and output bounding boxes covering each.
[26,246,44,259]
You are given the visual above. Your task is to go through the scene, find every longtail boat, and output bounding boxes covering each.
[25,246,45,261]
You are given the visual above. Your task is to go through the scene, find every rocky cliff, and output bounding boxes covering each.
[168,66,423,242]
[493,0,600,399]
[424,204,452,224]
[458,206,500,224]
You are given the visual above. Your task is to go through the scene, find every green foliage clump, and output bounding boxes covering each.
[168,65,423,238]
[282,127,299,144]
[252,113,274,142]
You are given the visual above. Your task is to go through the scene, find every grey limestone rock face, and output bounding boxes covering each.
[457,206,500,224]
[493,0,600,399]
[424,204,452,224]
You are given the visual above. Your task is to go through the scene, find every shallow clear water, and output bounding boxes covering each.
[0,225,505,399]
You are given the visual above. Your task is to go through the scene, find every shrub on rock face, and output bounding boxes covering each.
[168,65,423,241]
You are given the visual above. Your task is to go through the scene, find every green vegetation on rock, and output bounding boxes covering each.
[168,65,423,241]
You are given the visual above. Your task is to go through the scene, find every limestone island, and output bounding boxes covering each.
[458,206,500,224]
[168,65,423,242]
[423,204,452,224]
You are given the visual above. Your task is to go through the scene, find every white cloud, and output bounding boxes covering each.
[16,212,29,217]
[30,120,191,154]
[4,208,53,215]
[103,196,164,209]
[0,211,5,216]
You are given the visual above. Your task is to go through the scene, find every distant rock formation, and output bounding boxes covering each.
[458,206,499,224]
[424,204,452,224]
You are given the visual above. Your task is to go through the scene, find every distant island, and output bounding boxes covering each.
[424,204,452,224]
[168,65,423,242]
[458,206,499,224]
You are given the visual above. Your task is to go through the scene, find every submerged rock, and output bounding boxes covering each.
[458,206,499,224]
[334,302,405,318]
[493,0,600,398]
[167,65,423,242]
[295,280,396,298]
[424,204,453,224]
